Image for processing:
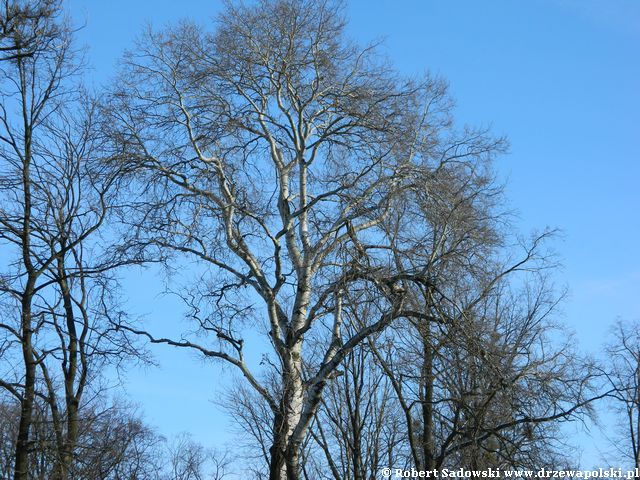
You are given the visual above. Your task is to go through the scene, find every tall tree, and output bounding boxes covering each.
[370,276,600,470]
[29,100,139,479]
[0,3,75,473]
[0,4,138,477]
[105,1,506,478]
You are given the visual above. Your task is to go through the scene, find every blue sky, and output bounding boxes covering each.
[65,0,639,465]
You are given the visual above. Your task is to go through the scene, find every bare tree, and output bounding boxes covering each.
[0,395,165,479]
[31,101,143,479]
[74,403,166,480]
[603,319,640,469]
[0,5,141,478]
[0,391,239,480]
[0,396,57,480]
[0,4,77,474]
[307,322,406,480]
[363,268,602,471]
[104,1,507,478]
[166,433,231,480]
[305,214,603,473]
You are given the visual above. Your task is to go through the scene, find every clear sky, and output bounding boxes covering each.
[65,0,640,466]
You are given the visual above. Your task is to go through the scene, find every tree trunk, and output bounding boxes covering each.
[270,342,305,480]
[421,335,435,470]
[14,286,35,480]
[269,409,288,480]
[58,253,80,480]
[13,61,38,480]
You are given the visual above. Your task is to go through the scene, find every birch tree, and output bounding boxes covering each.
[105,1,506,478]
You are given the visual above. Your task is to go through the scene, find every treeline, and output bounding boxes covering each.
[0,399,231,479]
[0,1,637,479]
